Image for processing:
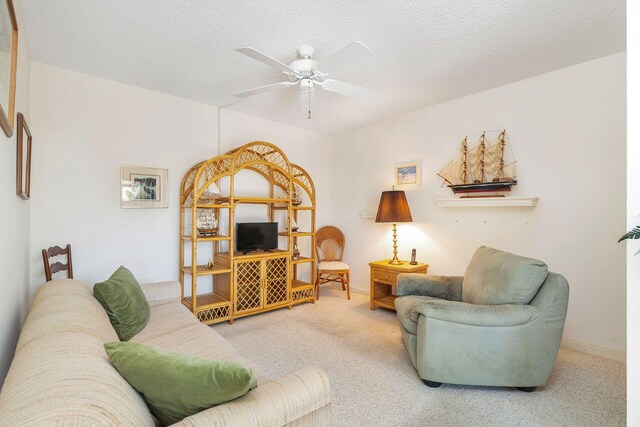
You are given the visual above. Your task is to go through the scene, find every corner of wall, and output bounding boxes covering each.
[0,0,32,385]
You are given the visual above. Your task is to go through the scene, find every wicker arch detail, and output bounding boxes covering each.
[291,164,316,204]
[181,142,294,204]
[229,142,291,174]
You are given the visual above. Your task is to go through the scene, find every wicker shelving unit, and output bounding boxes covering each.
[179,142,316,325]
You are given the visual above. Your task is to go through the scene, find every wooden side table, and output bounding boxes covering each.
[369,260,428,310]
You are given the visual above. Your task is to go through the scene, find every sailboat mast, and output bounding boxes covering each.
[462,137,468,184]
[479,132,486,182]
[497,130,506,177]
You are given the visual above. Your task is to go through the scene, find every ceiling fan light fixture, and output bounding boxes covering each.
[297,45,315,59]
[233,42,378,118]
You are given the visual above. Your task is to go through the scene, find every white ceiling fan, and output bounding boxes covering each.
[233,42,379,119]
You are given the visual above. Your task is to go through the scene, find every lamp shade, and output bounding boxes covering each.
[375,190,413,223]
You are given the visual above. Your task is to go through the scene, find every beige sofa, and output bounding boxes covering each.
[0,279,331,426]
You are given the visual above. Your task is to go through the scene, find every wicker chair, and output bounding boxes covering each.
[315,226,350,300]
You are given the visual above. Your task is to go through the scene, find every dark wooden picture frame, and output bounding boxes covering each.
[16,112,30,200]
[0,0,18,137]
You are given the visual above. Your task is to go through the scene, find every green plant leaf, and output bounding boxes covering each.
[618,226,640,242]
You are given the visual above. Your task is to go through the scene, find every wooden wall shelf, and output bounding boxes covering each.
[435,196,539,207]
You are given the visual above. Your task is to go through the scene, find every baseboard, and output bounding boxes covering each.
[561,338,626,363]
[350,286,368,296]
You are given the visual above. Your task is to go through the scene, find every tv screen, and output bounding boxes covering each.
[236,222,278,253]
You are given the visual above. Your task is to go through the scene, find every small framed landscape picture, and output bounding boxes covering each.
[120,165,168,208]
[395,162,421,187]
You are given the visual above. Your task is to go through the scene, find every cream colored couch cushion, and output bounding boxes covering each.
[132,302,270,385]
[16,279,118,349]
[0,280,155,426]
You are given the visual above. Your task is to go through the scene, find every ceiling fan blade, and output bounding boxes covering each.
[236,48,295,74]
[321,79,379,101]
[233,81,296,98]
[314,41,371,75]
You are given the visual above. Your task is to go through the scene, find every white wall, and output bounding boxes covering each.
[0,0,32,383]
[627,100,639,424]
[29,62,218,291]
[331,53,626,354]
[28,66,332,298]
[626,3,639,421]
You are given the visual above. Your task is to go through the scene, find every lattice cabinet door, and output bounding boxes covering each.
[265,255,290,308]
[234,259,263,315]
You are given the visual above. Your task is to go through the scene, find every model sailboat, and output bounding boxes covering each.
[438,130,517,195]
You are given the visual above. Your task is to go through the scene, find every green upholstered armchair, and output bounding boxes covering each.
[394,246,569,392]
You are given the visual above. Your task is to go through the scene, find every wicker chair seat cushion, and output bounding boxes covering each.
[318,261,349,271]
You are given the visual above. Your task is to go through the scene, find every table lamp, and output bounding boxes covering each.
[375,189,413,265]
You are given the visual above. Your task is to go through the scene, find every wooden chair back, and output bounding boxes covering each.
[315,226,345,262]
[42,244,73,282]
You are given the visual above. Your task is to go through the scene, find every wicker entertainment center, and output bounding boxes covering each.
[179,142,317,324]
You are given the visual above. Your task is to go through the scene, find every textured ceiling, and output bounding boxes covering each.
[21,0,625,135]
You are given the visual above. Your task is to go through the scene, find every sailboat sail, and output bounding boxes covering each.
[438,130,517,194]
[437,159,461,185]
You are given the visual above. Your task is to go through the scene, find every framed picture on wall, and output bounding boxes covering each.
[15,112,30,199]
[395,162,421,187]
[120,165,168,208]
[0,0,18,138]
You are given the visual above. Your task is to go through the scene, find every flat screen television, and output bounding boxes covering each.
[236,222,278,254]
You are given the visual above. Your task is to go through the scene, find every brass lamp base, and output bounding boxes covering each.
[388,223,403,265]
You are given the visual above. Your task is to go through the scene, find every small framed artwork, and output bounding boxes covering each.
[120,165,168,208]
[15,112,30,199]
[0,0,18,138]
[395,162,421,187]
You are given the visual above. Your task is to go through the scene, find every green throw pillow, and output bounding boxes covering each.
[104,341,258,425]
[93,266,150,341]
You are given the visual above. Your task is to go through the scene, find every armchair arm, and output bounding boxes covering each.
[412,299,540,327]
[397,274,463,301]
[174,367,331,427]
[140,280,181,307]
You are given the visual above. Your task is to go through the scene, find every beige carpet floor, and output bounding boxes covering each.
[214,285,626,426]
